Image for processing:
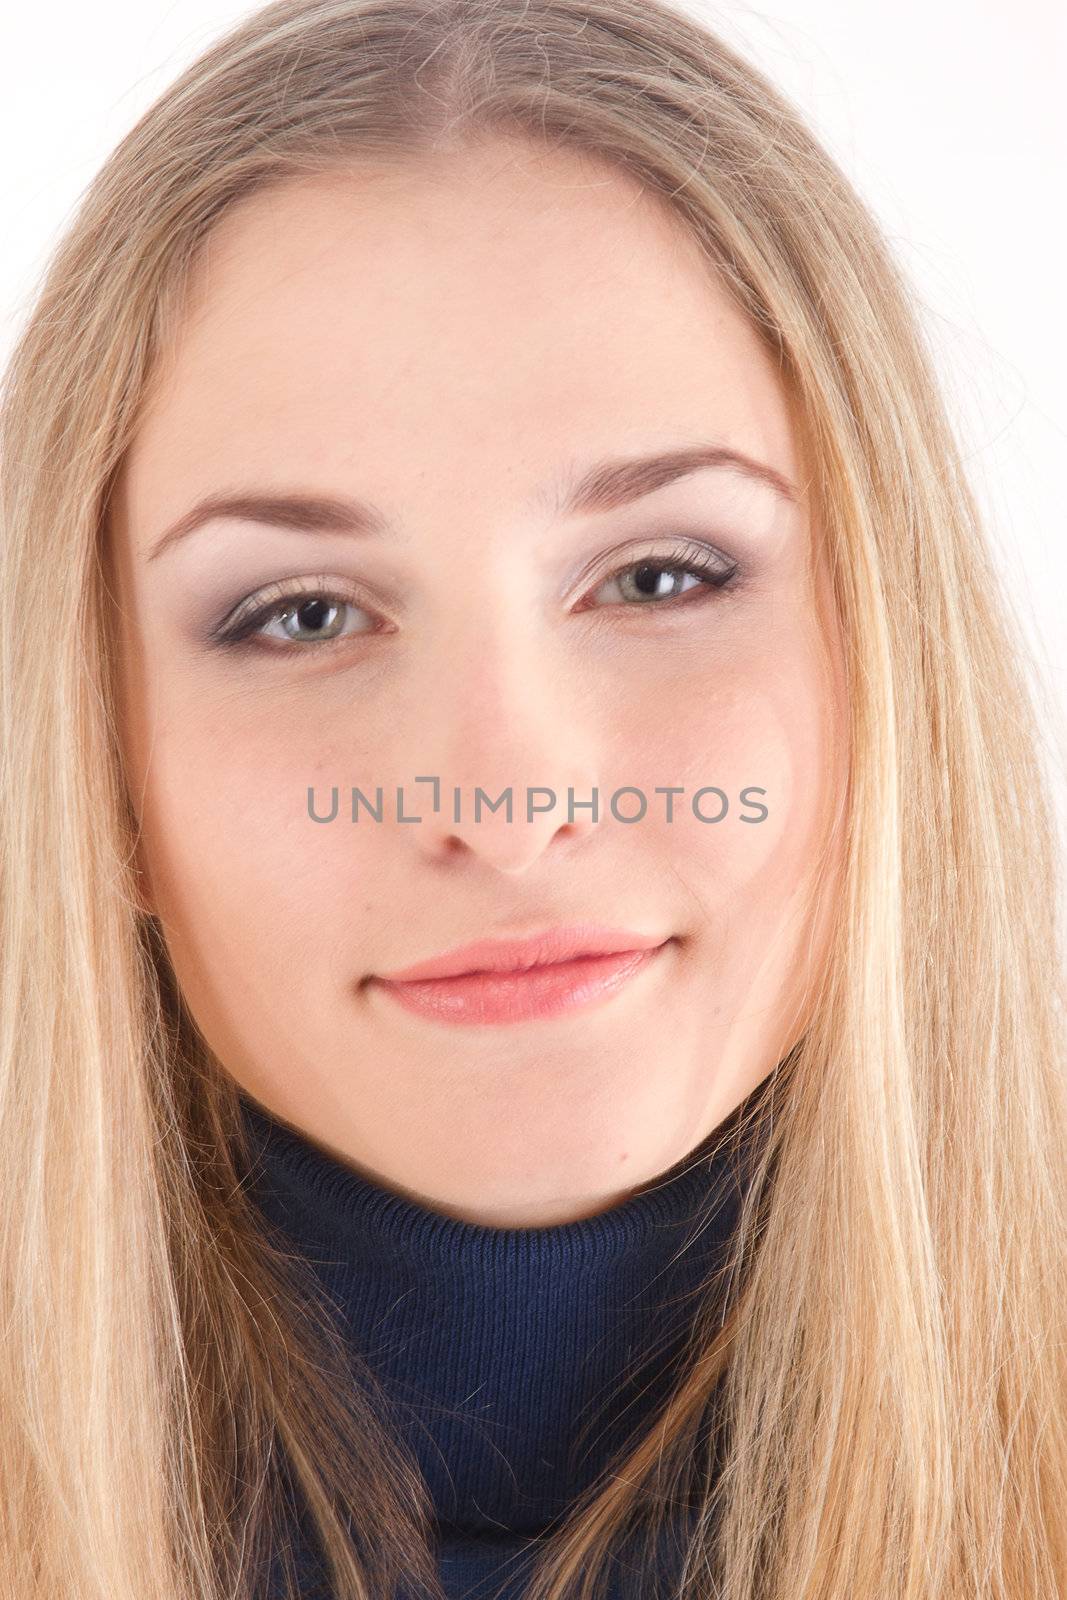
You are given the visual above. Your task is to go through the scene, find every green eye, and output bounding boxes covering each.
[580,537,740,610]
[209,577,379,652]
[208,536,742,657]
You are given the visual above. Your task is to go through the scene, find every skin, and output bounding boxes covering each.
[108,137,849,1228]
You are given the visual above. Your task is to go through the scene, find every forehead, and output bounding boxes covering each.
[124,143,801,534]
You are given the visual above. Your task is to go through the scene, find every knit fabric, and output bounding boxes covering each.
[236,1083,765,1598]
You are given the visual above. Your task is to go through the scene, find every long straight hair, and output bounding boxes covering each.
[2,2,1065,1596]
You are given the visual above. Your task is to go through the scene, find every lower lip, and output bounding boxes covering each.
[370,943,669,1026]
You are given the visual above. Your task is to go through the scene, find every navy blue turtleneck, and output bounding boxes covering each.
[236,1083,765,1599]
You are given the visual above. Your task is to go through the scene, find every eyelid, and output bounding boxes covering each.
[567,533,739,603]
[592,533,736,580]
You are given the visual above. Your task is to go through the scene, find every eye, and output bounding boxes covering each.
[207,537,742,656]
[577,537,740,612]
[208,576,381,653]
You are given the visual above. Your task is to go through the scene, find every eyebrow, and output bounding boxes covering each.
[146,442,799,563]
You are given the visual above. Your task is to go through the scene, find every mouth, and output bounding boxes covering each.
[367,927,676,1027]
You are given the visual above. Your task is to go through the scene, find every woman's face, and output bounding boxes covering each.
[109,139,848,1227]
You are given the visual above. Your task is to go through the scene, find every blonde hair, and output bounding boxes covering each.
[2,1,1065,1596]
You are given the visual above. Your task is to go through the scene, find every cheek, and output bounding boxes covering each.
[602,637,839,936]
[130,697,389,1017]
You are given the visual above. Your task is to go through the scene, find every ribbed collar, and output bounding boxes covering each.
[236,1084,764,1541]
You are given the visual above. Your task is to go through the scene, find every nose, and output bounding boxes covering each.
[404,648,602,876]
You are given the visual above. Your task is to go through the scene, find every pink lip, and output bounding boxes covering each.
[368,925,674,1027]
[378,924,669,981]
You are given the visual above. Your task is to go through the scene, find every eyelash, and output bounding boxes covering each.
[206,537,743,655]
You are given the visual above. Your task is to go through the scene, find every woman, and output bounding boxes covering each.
[1,1,1064,1597]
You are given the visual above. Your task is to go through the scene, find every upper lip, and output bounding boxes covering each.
[376,924,670,982]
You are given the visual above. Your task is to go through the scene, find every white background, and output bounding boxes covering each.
[3,0,1065,839]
